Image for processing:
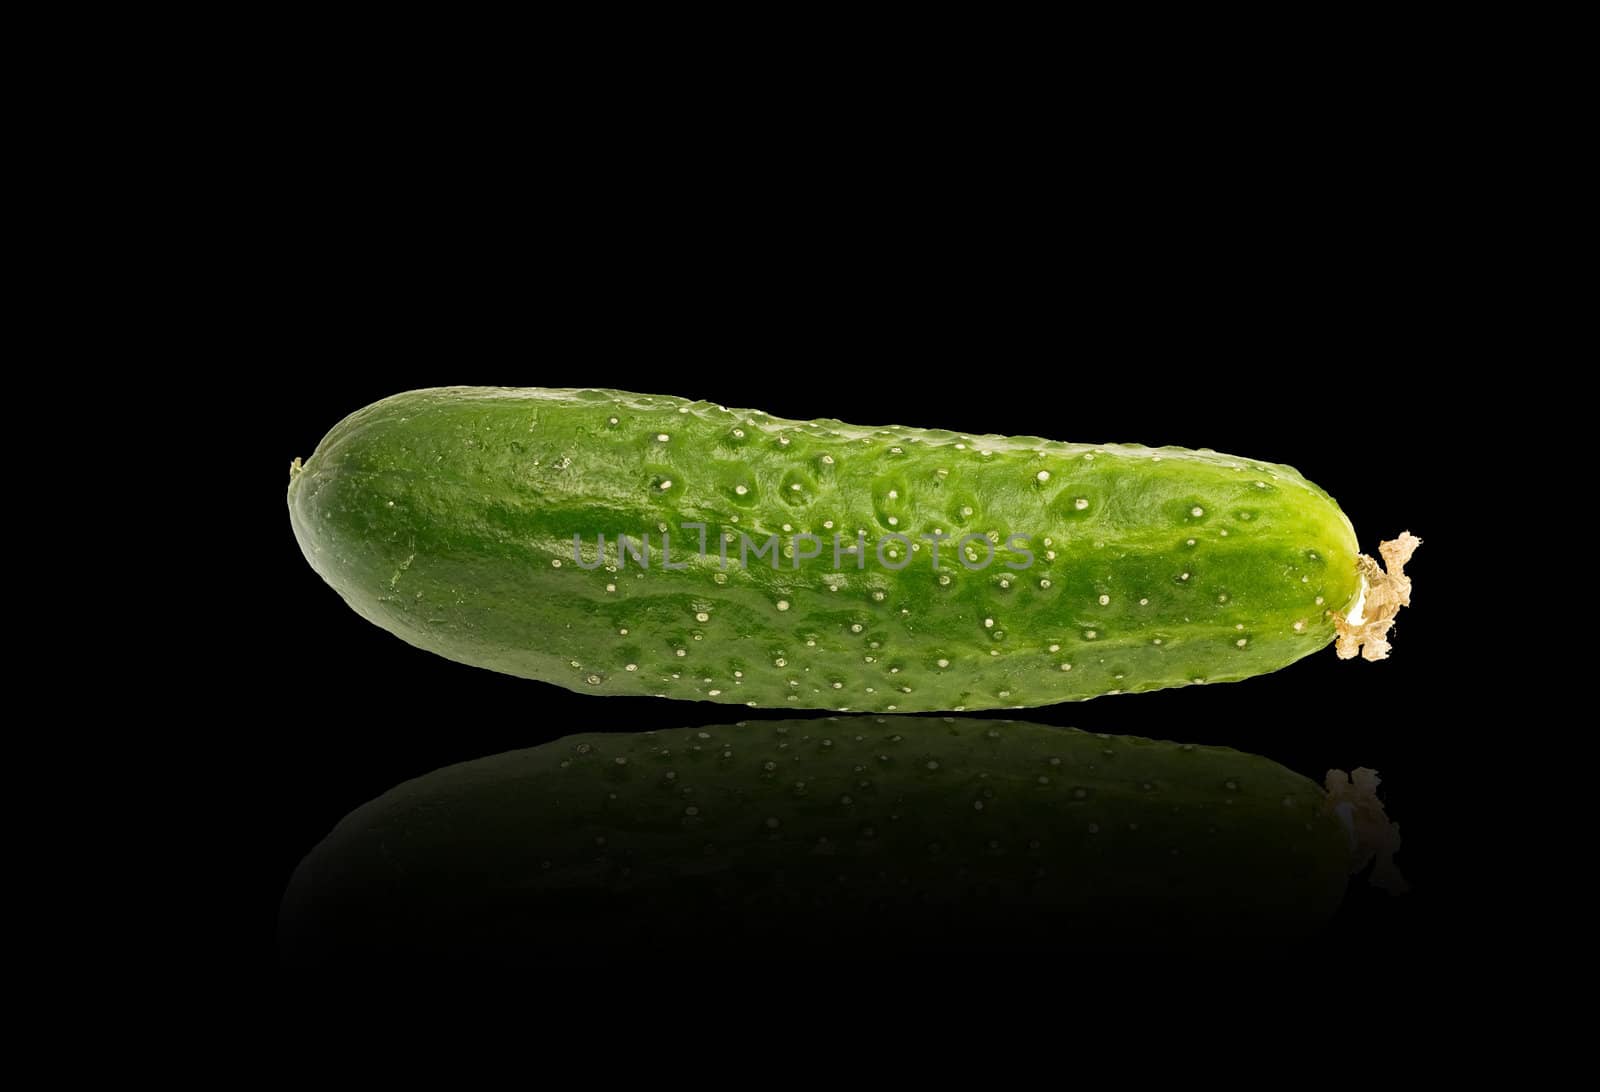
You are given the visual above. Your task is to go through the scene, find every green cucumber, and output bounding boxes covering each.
[279,716,1402,965]
[288,387,1417,712]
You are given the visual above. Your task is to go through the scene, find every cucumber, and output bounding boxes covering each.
[279,716,1402,966]
[288,387,1417,712]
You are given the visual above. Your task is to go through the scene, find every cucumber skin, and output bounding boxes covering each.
[280,717,1352,963]
[288,387,1361,712]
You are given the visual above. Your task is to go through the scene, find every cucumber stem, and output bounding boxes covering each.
[1333,531,1421,661]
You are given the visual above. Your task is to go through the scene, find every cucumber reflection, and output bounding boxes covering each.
[280,716,1398,969]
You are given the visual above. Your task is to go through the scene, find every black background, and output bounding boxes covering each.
[258,340,1448,977]
[219,82,1487,983]
[62,13,1544,1015]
